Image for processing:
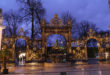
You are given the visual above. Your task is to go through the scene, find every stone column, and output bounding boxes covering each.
[0,9,5,50]
[26,45,29,61]
[68,29,72,53]
[85,45,88,60]
[67,20,72,54]
[41,19,46,54]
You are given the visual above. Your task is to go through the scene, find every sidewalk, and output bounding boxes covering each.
[1,63,110,75]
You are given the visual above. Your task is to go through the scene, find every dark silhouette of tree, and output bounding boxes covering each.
[77,21,98,38]
[61,11,77,39]
[61,11,76,28]
[61,12,98,40]
[17,0,45,39]
[3,11,23,37]
[61,11,75,24]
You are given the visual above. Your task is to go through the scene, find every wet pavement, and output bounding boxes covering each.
[1,63,110,75]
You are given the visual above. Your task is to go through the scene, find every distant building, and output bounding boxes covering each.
[109,0,110,8]
[0,9,3,25]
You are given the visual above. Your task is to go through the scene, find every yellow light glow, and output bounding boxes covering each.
[0,26,6,50]
[0,29,2,50]
[19,53,26,58]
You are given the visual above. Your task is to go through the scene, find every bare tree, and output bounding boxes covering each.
[17,0,45,39]
[61,11,76,25]
[61,12,98,40]
[77,21,98,38]
[61,11,77,39]
[3,11,23,37]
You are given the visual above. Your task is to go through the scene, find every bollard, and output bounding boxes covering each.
[61,72,67,75]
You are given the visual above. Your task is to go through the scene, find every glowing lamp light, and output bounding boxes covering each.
[19,53,26,58]
[77,47,80,50]
[105,52,109,59]
[106,44,110,48]
[0,25,5,50]
[97,43,100,47]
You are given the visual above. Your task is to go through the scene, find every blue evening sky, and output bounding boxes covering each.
[0,0,110,31]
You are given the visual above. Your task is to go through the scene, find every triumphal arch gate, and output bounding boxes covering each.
[72,29,110,61]
[40,14,110,62]
[40,14,72,55]
[1,12,110,63]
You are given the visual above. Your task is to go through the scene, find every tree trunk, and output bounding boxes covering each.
[31,9,34,40]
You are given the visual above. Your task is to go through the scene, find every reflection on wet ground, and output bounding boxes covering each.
[1,63,110,75]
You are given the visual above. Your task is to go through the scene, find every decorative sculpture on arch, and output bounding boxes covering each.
[50,14,64,26]
[88,28,95,37]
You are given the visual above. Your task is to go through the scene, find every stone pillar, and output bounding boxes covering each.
[12,44,15,61]
[67,20,72,54]
[68,29,72,53]
[0,9,5,50]
[41,19,46,54]
[85,45,88,60]
[42,28,45,54]
[26,45,29,61]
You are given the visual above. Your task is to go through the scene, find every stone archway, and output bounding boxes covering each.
[2,35,30,64]
[86,38,98,58]
[15,38,27,65]
[40,14,72,57]
[71,28,110,64]
[84,29,101,60]
[83,29,110,63]
[46,34,67,62]
[14,36,28,65]
[85,38,100,64]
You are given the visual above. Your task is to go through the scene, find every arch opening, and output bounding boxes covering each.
[15,38,27,65]
[87,39,98,59]
[46,34,67,63]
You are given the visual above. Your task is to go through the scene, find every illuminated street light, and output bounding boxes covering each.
[19,53,26,65]
[60,41,63,45]
[105,52,109,60]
